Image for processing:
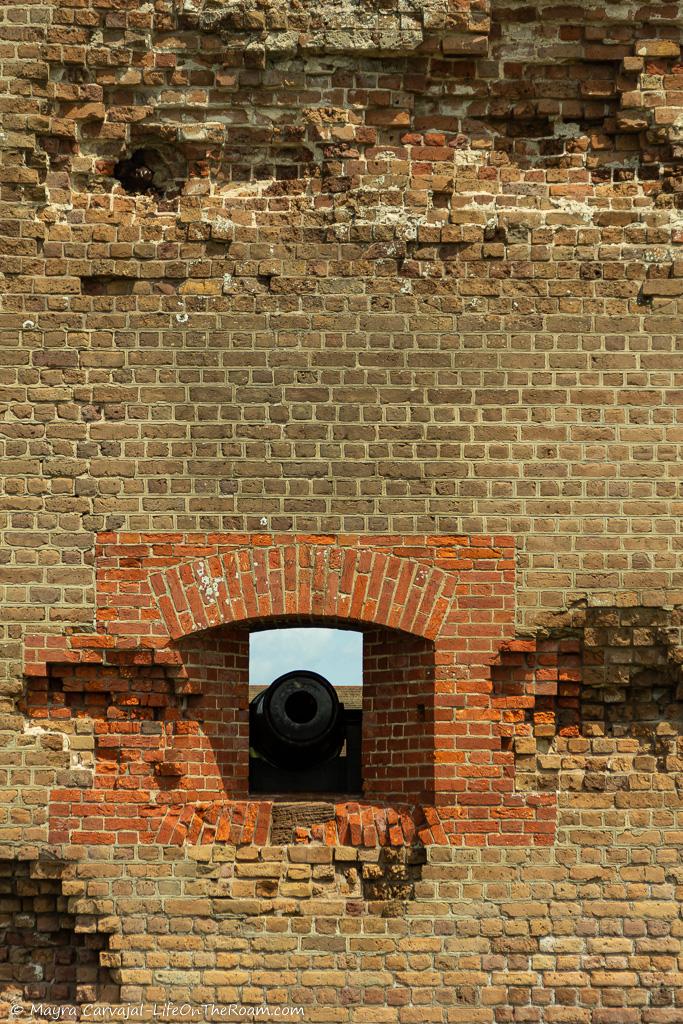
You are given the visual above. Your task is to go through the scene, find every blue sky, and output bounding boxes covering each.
[249,627,362,686]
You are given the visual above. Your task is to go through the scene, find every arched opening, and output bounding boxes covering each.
[175,615,437,805]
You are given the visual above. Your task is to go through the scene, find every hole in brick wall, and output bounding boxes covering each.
[81,276,136,296]
[0,859,118,1012]
[113,149,159,195]
[244,621,437,803]
[113,147,184,197]
[249,626,363,796]
[432,190,452,208]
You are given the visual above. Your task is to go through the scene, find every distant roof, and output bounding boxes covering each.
[249,684,363,709]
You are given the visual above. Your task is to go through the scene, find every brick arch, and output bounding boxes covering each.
[149,544,458,641]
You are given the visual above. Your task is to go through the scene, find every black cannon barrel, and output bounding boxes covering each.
[249,669,346,771]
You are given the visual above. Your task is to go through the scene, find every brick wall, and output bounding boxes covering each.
[2,0,683,1018]
[4,535,683,1019]
[1,0,683,676]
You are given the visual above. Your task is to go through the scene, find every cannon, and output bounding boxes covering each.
[249,670,362,794]
[249,669,346,771]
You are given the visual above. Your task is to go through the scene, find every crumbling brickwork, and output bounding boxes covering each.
[0,856,118,1010]
[3,0,683,1019]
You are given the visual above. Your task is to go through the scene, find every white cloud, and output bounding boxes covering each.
[249,627,362,686]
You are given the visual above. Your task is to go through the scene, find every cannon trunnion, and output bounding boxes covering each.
[249,670,362,795]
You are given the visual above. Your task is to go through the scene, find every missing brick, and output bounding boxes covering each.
[113,149,161,195]
[361,847,426,905]
[80,276,135,296]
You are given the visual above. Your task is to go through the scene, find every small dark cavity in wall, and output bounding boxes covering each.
[432,190,452,209]
[113,148,185,197]
[113,149,160,195]
[81,276,136,296]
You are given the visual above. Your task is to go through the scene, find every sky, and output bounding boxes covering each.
[249,627,363,686]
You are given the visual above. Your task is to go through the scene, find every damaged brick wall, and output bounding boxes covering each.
[4,534,683,1019]
[2,0,683,1019]
[2,0,683,649]
[0,855,119,1018]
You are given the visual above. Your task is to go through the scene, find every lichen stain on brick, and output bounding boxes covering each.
[2,0,683,1017]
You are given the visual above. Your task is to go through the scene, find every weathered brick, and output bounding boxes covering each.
[3,0,683,1017]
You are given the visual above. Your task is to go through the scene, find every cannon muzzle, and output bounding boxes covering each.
[249,670,346,771]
